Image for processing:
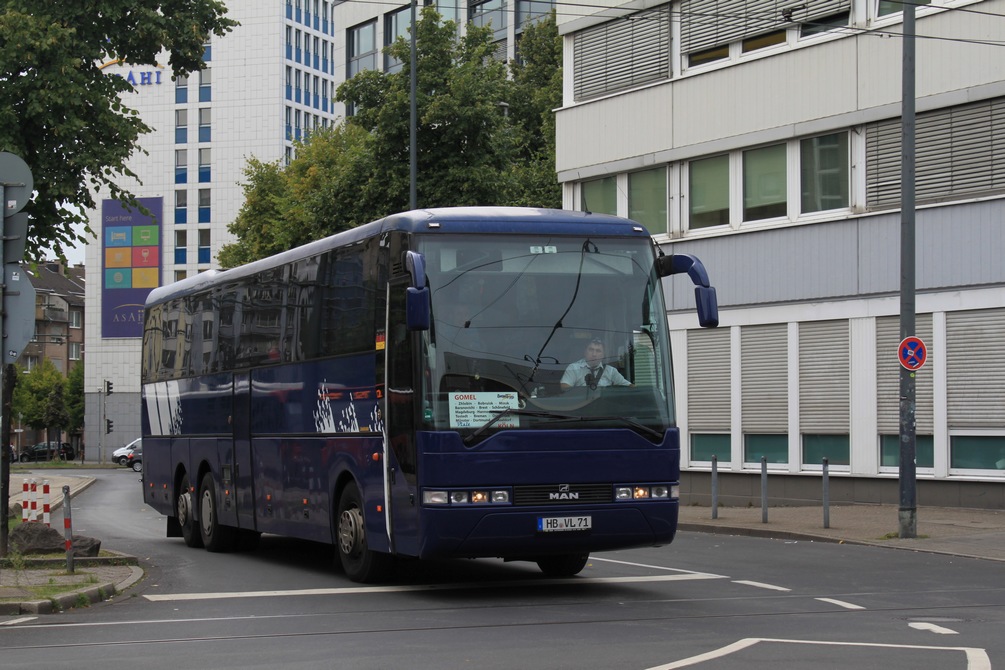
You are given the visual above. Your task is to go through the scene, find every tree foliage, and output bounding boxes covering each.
[65,362,85,435]
[12,359,65,433]
[0,1,237,261]
[218,11,562,268]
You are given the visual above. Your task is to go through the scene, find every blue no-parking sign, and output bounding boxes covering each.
[899,336,927,370]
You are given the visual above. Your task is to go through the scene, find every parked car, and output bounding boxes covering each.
[126,444,142,472]
[113,438,142,466]
[19,441,75,463]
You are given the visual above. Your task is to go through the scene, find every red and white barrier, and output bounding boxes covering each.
[21,479,29,522]
[20,479,52,524]
[42,480,51,526]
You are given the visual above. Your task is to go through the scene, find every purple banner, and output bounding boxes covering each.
[102,197,162,338]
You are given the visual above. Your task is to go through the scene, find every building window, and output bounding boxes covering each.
[800,132,849,213]
[175,74,188,104]
[628,167,667,234]
[175,190,188,224]
[175,149,188,184]
[878,0,932,16]
[175,109,188,144]
[199,68,212,102]
[384,6,410,73]
[198,229,212,264]
[743,144,787,222]
[202,42,212,62]
[741,29,786,54]
[802,434,849,467]
[198,148,211,183]
[470,0,507,42]
[800,11,851,37]
[175,230,188,264]
[198,189,211,223]
[517,0,552,30]
[580,177,616,215]
[198,107,211,142]
[744,434,788,465]
[688,154,729,229]
[950,434,1005,471]
[69,342,82,361]
[880,434,935,469]
[348,20,378,77]
[286,25,293,59]
[175,270,188,282]
[691,434,730,463]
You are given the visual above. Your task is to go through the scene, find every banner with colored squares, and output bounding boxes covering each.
[102,197,162,338]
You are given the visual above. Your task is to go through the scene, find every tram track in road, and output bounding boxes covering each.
[4,590,1005,653]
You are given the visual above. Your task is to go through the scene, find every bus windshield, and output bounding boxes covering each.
[417,234,675,442]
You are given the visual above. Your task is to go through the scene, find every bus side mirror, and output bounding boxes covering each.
[695,286,719,328]
[406,286,430,331]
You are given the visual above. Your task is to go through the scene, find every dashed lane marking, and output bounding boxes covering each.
[731,580,791,592]
[815,597,866,610]
[910,622,960,635]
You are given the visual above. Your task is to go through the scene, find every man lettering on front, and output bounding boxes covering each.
[560,338,631,391]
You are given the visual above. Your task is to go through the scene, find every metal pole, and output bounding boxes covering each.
[710,455,718,519]
[760,456,768,524]
[898,0,918,539]
[63,485,74,574]
[409,0,418,210]
[822,457,830,529]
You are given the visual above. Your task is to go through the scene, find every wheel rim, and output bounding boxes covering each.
[177,488,193,527]
[338,505,364,557]
[200,488,215,538]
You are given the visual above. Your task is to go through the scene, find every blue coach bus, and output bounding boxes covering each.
[141,207,718,582]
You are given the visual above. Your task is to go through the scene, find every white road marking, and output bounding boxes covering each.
[815,597,866,610]
[143,572,727,602]
[0,617,37,626]
[731,580,791,592]
[646,638,990,670]
[910,622,960,635]
[591,557,729,578]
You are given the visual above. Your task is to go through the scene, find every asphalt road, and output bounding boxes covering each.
[1,469,1002,669]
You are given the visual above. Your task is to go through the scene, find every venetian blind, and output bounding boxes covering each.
[573,4,671,102]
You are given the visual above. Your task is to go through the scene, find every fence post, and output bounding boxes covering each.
[760,456,768,523]
[42,480,50,527]
[711,455,719,520]
[62,486,74,574]
[822,457,830,529]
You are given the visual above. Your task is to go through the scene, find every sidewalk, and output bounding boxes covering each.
[678,502,1005,562]
[2,473,143,615]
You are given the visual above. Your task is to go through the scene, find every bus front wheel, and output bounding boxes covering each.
[335,482,393,583]
[200,472,238,552]
[536,553,590,577]
[176,472,203,549]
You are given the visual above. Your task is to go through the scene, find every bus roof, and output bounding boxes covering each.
[145,207,652,307]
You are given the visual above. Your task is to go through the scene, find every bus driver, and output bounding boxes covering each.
[560,338,631,391]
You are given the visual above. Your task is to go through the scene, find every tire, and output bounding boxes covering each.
[335,482,394,583]
[19,453,29,463]
[118,457,129,466]
[536,553,590,577]
[131,460,143,472]
[176,472,203,548]
[199,472,238,552]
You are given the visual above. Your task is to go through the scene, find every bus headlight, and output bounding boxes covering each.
[615,486,633,500]
[422,488,512,505]
[423,490,449,505]
[614,484,675,501]
[450,491,469,504]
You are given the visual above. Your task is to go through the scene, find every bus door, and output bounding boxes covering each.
[385,278,420,556]
[232,371,256,531]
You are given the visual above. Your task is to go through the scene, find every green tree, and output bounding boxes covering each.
[65,362,85,435]
[0,1,237,260]
[11,359,66,442]
[219,10,563,267]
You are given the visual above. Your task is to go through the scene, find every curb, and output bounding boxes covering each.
[0,556,144,616]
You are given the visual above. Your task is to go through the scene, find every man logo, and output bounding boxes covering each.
[550,484,579,501]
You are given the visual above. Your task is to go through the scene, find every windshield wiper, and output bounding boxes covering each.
[462,408,663,445]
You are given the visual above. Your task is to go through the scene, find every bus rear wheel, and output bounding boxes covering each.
[200,472,238,552]
[536,553,590,577]
[177,472,203,548]
[335,482,393,583]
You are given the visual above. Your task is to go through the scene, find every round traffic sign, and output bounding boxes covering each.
[899,336,927,370]
[0,151,34,216]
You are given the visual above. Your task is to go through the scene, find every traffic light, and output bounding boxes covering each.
[104,380,114,396]
[105,418,114,434]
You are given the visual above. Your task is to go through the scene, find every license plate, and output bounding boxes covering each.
[538,516,592,532]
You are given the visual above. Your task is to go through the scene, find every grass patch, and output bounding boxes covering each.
[878,531,930,540]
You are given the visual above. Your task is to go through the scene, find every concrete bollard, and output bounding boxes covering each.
[63,485,74,574]
[761,456,768,523]
[822,457,830,529]
[711,455,719,520]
